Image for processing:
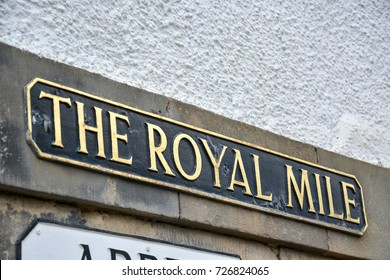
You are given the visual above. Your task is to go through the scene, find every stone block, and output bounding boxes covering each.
[279,247,333,260]
[317,148,390,259]
[179,193,329,253]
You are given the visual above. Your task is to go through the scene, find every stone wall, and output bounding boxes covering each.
[1,43,389,259]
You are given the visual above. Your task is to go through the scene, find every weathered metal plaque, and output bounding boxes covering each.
[18,220,239,260]
[25,78,367,235]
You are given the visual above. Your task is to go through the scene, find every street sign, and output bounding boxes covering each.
[18,221,239,260]
[25,78,367,235]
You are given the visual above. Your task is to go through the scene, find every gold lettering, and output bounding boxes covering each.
[76,101,105,158]
[341,182,360,224]
[227,149,253,196]
[146,123,175,176]
[314,173,325,215]
[39,91,71,148]
[108,111,132,165]
[325,176,344,220]
[173,133,202,181]
[253,154,272,201]
[200,139,227,188]
[286,165,315,213]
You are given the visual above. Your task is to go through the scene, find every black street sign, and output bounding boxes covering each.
[25,78,367,235]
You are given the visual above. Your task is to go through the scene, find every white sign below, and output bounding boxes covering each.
[18,221,239,260]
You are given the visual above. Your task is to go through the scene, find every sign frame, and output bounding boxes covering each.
[24,78,368,235]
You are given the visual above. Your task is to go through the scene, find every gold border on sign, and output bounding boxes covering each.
[24,78,368,236]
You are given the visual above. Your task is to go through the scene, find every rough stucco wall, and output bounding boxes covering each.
[0,0,389,167]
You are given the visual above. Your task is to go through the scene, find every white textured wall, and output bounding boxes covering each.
[1,0,389,167]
